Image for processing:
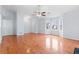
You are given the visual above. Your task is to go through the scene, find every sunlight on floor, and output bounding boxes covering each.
[26,48,31,53]
[46,38,51,48]
[52,39,58,51]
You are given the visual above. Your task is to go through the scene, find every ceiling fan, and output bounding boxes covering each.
[32,5,47,16]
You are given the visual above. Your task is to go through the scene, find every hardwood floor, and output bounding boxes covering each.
[0,33,79,54]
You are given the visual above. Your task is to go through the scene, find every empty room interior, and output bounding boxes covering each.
[0,5,79,54]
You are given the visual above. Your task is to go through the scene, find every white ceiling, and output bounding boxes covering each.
[2,5,79,16]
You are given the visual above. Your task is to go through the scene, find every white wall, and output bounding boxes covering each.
[0,6,2,43]
[2,6,25,36]
[24,15,32,33]
[37,16,46,34]
[31,16,45,33]
[63,9,79,40]
[24,16,45,34]
[16,11,24,35]
[24,16,46,34]
[2,7,16,36]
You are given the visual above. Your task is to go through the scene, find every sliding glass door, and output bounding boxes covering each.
[45,16,63,36]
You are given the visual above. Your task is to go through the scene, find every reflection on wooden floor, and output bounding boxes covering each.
[0,33,79,54]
